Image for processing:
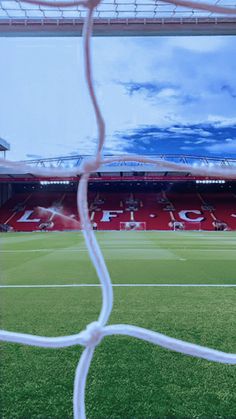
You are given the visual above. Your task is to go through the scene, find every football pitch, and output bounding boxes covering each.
[1,231,236,418]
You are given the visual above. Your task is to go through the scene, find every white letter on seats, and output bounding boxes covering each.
[179,210,204,222]
[17,210,40,223]
[101,210,123,222]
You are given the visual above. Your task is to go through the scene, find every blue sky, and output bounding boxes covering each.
[0,35,235,161]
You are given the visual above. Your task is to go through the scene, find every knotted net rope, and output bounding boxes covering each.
[1,1,236,417]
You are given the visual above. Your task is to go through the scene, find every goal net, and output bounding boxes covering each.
[120,221,146,231]
[0,0,235,35]
[171,221,202,231]
[184,221,202,231]
[0,1,236,419]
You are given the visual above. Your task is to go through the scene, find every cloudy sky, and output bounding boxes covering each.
[0,34,235,161]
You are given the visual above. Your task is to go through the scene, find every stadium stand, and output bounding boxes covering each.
[1,187,236,231]
[0,155,235,231]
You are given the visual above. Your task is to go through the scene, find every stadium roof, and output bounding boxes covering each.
[0,154,236,181]
[21,154,236,170]
[0,137,10,152]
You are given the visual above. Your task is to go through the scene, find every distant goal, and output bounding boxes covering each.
[120,221,146,231]
[170,221,202,231]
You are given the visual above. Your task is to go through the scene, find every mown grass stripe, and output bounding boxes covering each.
[1,284,236,288]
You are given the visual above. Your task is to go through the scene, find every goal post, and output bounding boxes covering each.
[180,221,202,231]
[171,221,202,231]
[120,221,146,231]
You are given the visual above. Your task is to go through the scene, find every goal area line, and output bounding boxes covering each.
[1,284,236,288]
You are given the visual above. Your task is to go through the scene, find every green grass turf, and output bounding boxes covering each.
[1,231,236,418]
[1,231,236,285]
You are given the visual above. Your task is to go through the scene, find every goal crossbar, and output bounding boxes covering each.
[0,17,236,36]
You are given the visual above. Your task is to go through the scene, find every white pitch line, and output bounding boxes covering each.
[0,284,236,288]
[1,247,236,253]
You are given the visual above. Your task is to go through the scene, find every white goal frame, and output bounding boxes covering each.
[183,221,202,231]
[120,221,146,230]
[1,17,236,36]
[0,0,236,36]
[172,221,202,231]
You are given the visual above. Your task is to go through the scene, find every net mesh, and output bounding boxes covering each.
[0,0,236,19]
[0,0,236,36]
[0,1,236,418]
[120,221,146,230]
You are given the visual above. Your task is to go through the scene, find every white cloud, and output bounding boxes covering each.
[157,88,178,99]
[169,127,212,137]
[0,35,235,160]
[180,146,194,151]
[167,37,226,53]
[104,134,129,155]
[195,139,212,145]
[206,139,236,153]
[207,115,236,127]
[169,127,195,135]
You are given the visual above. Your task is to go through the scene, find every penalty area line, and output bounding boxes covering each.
[0,284,236,288]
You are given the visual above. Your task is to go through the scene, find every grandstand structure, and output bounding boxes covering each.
[0,137,10,159]
[0,0,236,233]
[0,154,236,232]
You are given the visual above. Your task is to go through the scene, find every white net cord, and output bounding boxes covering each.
[0,0,236,418]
